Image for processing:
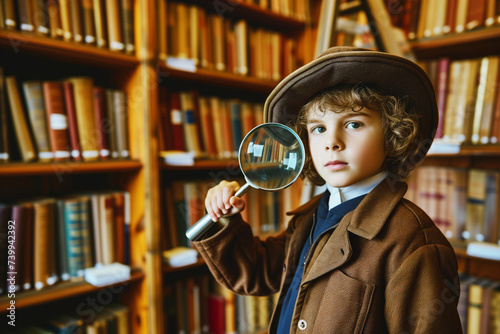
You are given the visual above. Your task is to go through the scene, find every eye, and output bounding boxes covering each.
[311,126,326,134]
[346,121,362,130]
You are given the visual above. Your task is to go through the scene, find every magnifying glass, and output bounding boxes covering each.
[185,123,305,241]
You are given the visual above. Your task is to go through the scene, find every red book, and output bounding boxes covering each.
[43,81,71,161]
[466,0,487,30]
[168,92,185,151]
[62,82,82,161]
[207,294,225,334]
[93,87,110,159]
[444,0,458,34]
[158,87,171,151]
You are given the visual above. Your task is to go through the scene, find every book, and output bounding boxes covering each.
[208,294,226,334]
[93,87,111,159]
[66,77,99,161]
[466,0,487,30]
[463,169,487,242]
[120,0,135,54]
[82,0,96,44]
[62,81,82,161]
[5,76,36,162]
[12,202,34,291]
[435,58,450,139]
[43,81,71,161]
[32,198,57,290]
[477,56,500,144]
[47,0,64,39]
[106,0,125,51]
[93,0,107,48]
[22,81,53,161]
[0,204,11,294]
[458,274,478,331]
[113,191,127,264]
[179,91,203,158]
[58,0,72,41]
[55,199,71,281]
[69,0,84,42]
[467,278,491,334]
[18,0,34,32]
[111,90,130,159]
[3,0,17,30]
[455,0,470,33]
[0,68,9,162]
[197,96,217,158]
[62,196,87,280]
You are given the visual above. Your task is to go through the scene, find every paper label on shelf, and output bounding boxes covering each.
[166,57,197,73]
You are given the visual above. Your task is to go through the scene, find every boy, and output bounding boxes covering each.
[195,47,462,333]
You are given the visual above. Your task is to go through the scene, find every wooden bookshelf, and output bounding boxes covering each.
[0,160,142,176]
[410,27,500,60]
[159,65,279,94]
[0,270,144,310]
[160,159,239,171]
[0,31,139,69]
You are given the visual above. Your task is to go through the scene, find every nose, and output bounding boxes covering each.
[325,129,343,151]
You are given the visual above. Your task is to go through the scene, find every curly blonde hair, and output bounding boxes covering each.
[290,84,424,186]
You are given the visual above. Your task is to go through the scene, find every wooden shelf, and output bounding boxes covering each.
[410,27,500,60]
[159,64,279,94]
[161,159,239,171]
[0,269,144,311]
[187,0,306,32]
[0,160,142,176]
[0,31,139,69]
[454,247,500,282]
[423,146,500,169]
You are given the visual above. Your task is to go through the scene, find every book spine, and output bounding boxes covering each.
[43,81,71,161]
[0,68,9,162]
[82,0,96,44]
[113,90,130,158]
[63,199,85,279]
[69,0,84,43]
[120,0,135,54]
[62,81,82,161]
[106,0,124,51]
[23,81,53,161]
[5,76,36,162]
[93,87,111,159]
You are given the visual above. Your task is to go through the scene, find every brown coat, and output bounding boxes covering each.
[194,180,463,334]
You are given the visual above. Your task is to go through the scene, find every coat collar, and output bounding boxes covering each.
[291,179,408,284]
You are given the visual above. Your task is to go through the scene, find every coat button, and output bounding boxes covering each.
[298,319,307,330]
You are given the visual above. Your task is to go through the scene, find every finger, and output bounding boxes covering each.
[222,186,234,210]
[229,196,245,212]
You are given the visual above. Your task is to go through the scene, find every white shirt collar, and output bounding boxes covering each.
[325,171,387,210]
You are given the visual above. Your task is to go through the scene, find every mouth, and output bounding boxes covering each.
[325,160,347,171]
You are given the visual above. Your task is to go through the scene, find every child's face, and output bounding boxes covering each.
[306,105,387,188]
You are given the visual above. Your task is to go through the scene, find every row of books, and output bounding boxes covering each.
[405,166,500,245]
[458,273,500,334]
[0,190,130,295]
[0,0,135,54]
[163,178,301,249]
[161,1,298,80]
[386,0,500,40]
[238,0,311,21]
[2,303,130,334]
[159,89,265,160]
[418,56,500,146]
[165,274,275,334]
[0,71,130,163]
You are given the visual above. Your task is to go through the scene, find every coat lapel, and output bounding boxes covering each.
[302,180,408,283]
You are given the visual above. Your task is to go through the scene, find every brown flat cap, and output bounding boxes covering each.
[263,46,438,157]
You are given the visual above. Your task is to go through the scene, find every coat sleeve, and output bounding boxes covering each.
[193,213,289,296]
[384,244,463,334]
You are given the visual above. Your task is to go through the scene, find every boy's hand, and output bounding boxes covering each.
[205,180,246,222]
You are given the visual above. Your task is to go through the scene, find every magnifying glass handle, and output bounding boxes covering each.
[185,183,252,241]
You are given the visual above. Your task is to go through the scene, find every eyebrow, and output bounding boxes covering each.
[306,110,373,124]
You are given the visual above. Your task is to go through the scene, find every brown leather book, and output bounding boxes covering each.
[62,81,82,161]
[69,0,84,42]
[93,0,107,48]
[466,0,487,30]
[18,0,35,32]
[43,81,71,161]
[112,90,130,159]
[3,0,16,30]
[113,191,126,264]
[32,198,56,290]
[443,0,458,34]
[32,0,50,35]
[106,0,124,51]
[65,77,99,161]
[11,201,34,291]
[93,86,111,160]
[47,0,64,39]
[23,81,53,161]
[105,89,119,158]
[120,0,135,54]
[5,76,36,162]
[81,0,96,44]
[0,68,9,163]
[58,0,72,41]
